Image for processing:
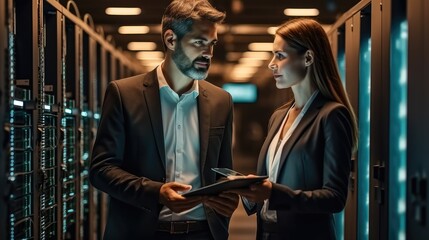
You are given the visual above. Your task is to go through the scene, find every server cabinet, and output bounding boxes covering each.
[43,1,65,239]
[82,14,98,238]
[407,0,429,238]
[388,1,408,240]
[95,42,108,238]
[328,1,408,239]
[345,12,361,240]
[6,0,41,239]
[0,0,8,238]
[370,0,391,239]
[39,1,62,239]
[357,5,372,240]
[1,0,142,238]
[332,23,347,240]
[337,25,346,87]
[62,4,82,238]
[330,4,373,240]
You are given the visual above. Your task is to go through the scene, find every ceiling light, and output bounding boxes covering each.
[232,66,258,78]
[105,7,141,16]
[267,27,278,35]
[140,60,163,67]
[242,51,272,60]
[284,8,319,17]
[128,42,157,51]
[118,26,150,34]
[230,65,256,81]
[231,25,270,35]
[238,58,265,67]
[136,51,164,60]
[248,42,272,52]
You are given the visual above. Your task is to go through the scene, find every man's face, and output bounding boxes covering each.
[172,20,218,80]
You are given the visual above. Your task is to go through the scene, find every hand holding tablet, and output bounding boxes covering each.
[181,168,267,197]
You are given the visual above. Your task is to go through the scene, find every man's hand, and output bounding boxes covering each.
[204,192,239,217]
[159,182,203,213]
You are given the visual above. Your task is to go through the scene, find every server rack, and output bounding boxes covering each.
[388,1,408,240]
[62,3,81,238]
[0,0,8,236]
[82,13,97,239]
[407,0,429,238]
[371,0,391,237]
[357,5,372,240]
[6,0,41,239]
[332,21,347,240]
[95,37,108,239]
[345,10,360,240]
[38,0,59,238]
[332,23,349,240]
[327,0,415,239]
[42,2,62,239]
[1,0,142,239]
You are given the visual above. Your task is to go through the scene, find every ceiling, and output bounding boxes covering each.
[69,0,359,83]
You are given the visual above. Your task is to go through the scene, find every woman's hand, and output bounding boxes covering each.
[227,177,273,203]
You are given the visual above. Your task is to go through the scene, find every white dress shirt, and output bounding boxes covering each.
[156,65,206,221]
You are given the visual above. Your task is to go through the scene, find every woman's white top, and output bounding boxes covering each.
[261,90,319,222]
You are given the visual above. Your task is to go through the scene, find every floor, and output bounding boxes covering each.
[228,201,257,240]
[228,151,259,240]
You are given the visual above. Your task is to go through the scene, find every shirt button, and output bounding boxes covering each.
[177,125,181,129]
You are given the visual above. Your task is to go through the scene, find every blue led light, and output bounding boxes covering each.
[222,83,258,103]
[358,36,371,240]
[389,19,408,240]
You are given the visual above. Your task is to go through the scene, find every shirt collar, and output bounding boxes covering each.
[156,63,199,99]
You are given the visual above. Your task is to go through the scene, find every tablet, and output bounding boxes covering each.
[181,176,267,197]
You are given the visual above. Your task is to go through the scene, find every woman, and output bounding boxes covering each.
[229,18,358,240]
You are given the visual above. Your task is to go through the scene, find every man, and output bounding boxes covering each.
[89,0,238,239]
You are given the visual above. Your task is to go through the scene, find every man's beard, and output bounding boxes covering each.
[172,43,210,80]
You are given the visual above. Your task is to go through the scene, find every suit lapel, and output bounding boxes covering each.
[276,94,326,181]
[198,84,210,180]
[142,70,166,171]
[257,107,288,176]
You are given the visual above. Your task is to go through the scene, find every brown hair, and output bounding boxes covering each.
[161,0,225,50]
[276,18,358,150]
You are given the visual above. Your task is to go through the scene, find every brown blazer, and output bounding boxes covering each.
[247,94,353,240]
[90,69,233,240]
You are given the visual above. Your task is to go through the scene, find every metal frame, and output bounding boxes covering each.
[0,0,8,236]
[41,1,63,238]
[357,5,372,240]
[369,1,391,239]
[407,0,429,238]
[344,12,361,240]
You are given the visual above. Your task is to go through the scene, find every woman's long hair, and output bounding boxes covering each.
[276,18,358,151]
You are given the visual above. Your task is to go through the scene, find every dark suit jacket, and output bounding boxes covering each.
[246,94,353,240]
[89,69,233,240]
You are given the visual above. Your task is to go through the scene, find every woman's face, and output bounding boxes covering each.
[268,35,307,89]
